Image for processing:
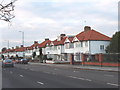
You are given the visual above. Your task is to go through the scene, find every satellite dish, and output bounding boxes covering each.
[0,0,17,22]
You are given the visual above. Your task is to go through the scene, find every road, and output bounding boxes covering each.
[2,63,119,88]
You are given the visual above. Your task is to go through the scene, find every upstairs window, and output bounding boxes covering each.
[58,46,60,49]
[81,41,83,47]
[54,46,57,50]
[100,45,104,50]
[69,43,74,48]
[65,43,69,49]
[75,42,80,48]
[85,41,88,47]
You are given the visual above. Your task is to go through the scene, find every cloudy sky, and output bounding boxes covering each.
[0,0,118,50]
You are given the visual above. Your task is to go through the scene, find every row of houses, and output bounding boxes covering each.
[0,26,111,62]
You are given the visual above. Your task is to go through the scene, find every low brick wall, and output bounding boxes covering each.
[84,62,120,67]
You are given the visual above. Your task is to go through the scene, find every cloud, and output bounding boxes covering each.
[0,0,118,50]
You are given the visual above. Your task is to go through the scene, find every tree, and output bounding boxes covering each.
[32,52,36,59]
[39,48,43,63]
[1,47,7,52]
[0,0,17,22]
[106,31,120,53]
[1,54,5,60]
[39,48,42,55]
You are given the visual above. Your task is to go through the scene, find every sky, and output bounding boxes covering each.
[0,0,119,50]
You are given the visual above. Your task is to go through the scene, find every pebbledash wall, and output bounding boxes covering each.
[89,41,110,54]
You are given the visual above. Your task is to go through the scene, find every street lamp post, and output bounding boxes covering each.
[19,31,25,59]
[5,40,9,58]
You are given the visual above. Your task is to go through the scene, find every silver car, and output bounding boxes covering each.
[2,59,14,68]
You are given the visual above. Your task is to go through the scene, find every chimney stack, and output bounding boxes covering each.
[21,45,23,47]
[34,41,38,44]
[45,38,49,41]
[12,47,14,49]
[60,34,66,37]
[57,34,66,41]
[84,26,91,32]
[16,46,19,49]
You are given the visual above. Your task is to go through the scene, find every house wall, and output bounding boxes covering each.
[25,50,33,57]
[45,45,65,61]
[3,53,8,57]
[35,48,39,56]
[42,48,46,55]
[16,52,23,57]
[64,43,74,54]
[73,41,89,54]
[46,45,64,55]
[89,41,110,54]
[9,52,16,57]
[45,46,52,55]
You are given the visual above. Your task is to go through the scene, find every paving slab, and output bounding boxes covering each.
[28,62,119,72]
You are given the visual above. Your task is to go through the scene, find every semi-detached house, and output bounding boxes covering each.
[70,26,110,62]
[0,26,111,62]
[44,26,111,62]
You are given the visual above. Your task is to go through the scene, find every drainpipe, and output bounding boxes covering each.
[89,40,91,54]
[88,40,91,61]
[61,45,62,61]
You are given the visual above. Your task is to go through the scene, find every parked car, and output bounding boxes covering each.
[21,59,29,64]
[2,59,14,68]
[15,59,21,64]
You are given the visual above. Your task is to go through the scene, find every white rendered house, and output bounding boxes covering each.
[72,26,111,61]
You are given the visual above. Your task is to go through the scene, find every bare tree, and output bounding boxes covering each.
[0,0,17,22]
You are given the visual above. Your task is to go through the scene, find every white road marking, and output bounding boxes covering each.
[54,68,58,70]
[104,75,114,77]
[37,81,44,85]
[30,69,33,71]
[107,83,119,86]
[69,76,92,81]
[19,75,24,77]
[52,72,57,75]
[44,72,51,74]
[73,71,79,72]
[10,71,13,74]
[85,79,92,81]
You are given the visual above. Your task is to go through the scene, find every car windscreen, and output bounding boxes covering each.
[4,60,12,62]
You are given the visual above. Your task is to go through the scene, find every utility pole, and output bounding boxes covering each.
[19,31,25,59]
[5,40,9,58]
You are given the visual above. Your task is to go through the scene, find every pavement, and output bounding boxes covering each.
[28,62,119,72]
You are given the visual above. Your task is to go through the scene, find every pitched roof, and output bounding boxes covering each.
[75,29,111,41]
[38,40,51,48]
[26,46,33,50]
[30,43,39,48]
[51,37,67,46]
[15,47,26,52]
[68,37,74,42]
[57,37,67,45]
